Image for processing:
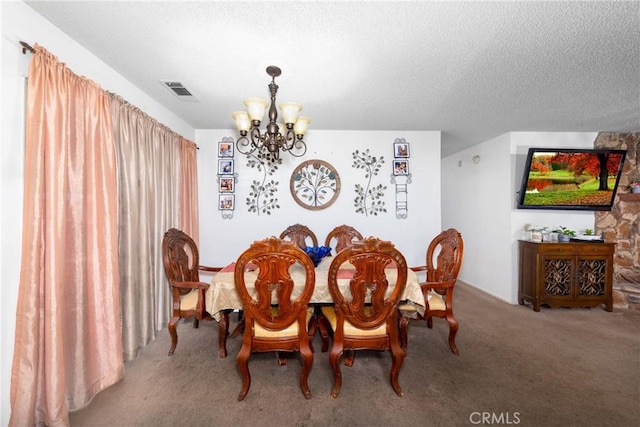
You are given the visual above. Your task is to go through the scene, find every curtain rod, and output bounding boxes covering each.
[20,41,34,54]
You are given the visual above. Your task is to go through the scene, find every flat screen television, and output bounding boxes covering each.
[517,147,626,211]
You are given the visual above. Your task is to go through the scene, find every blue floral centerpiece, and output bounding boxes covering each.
[304,246,332,267]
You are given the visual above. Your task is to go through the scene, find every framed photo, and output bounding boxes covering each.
[218,159,234,175]
[218,141,234,158]
[219,176,234,193]
[393,159,409,176]
[219,194,235,210]
[394,141,410,158]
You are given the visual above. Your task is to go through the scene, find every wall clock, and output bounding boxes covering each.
[290,159,341,210]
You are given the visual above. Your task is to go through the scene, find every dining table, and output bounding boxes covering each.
[205,255,425,357]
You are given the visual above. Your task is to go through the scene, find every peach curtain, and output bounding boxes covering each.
[10,45,123,426]
[111,96,199,360]
[179,138,199,243]
[11,44,200,424]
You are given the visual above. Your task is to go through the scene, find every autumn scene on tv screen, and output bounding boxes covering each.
[522,151,623,206]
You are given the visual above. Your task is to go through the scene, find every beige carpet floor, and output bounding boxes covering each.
[69,283,640,427]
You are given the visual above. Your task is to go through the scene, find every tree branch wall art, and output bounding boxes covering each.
[244,150,282,215]
[352,148,387,216]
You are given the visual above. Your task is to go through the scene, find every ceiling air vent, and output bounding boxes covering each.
[160,81,199,102]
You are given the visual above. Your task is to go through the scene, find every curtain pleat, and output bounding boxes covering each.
[179,138,199,243]
[10,45,123,426]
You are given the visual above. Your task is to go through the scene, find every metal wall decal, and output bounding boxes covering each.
[217,136,238,219]
[352,148,387,216]
[290,159,341,210]
[244,146,282,215]
[390,138,411,219]
[391,173,412,219]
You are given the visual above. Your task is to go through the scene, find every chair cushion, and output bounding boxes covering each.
[426,292,446,310]
[397,302,417,314]
[398,291,446,313]
[254,307,314,338]
[321,306,387,337]
[180,289,200,311]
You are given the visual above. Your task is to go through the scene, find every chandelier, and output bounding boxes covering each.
[232,66,310,159]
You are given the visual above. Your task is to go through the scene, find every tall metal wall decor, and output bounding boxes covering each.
[217,136,238,219]
[390,138,412,219]
[244,144,282,215]
[352,148,387,216]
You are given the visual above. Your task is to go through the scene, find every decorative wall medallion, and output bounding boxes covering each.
[290,160,341,210]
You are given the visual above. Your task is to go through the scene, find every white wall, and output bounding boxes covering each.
[442,133,513,301]
[0,2,195,423]
[197,130,443,272]
[442,131,598,305]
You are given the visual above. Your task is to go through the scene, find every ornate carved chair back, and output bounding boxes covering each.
[324,224,364,254]
[163,228,200,290]
[427,228,464,285]
[279,223,318,249]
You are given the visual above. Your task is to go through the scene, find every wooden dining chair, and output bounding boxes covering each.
[308,224,365,352]
[161,228,225,356]
[280,223,320,352]
[321,237,408,398]
[399,228,464,355]
[324,224,364,254]
[234,237,316,401]
[279,223,318,249]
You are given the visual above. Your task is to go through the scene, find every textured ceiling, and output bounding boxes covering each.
[25,1,640,157]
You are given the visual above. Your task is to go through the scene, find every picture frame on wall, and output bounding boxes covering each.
[393,159,409,176]
[394,141,410,158]
[218,159,234,175]
[218,141,234,158]
[219,194,235,210]
[219,176,234,193]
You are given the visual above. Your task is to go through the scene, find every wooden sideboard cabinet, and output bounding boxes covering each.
[518,240,614,312]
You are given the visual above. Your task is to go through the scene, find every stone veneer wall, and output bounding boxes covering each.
[594,132,640,309]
